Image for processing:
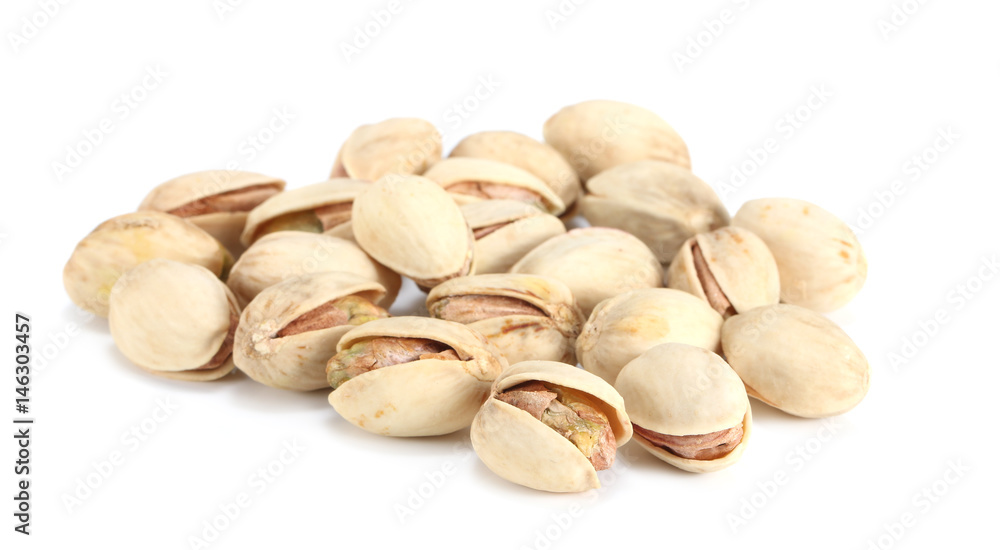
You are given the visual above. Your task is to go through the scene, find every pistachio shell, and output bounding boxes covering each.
[423,157,566,215]
[352,175,474,288]
[732,198,867,312]
[227,232,400,308]
[721,304,870,418]
[241,178,369,245]
[615,344,751,473]
[460,200,566,274]
[108,259,238,381]
[577,288,724,384]
[327,317,506,436]
[233,272,388,391]
[331,118,441,181]
[510,227,663,317]
[63,211,231,317]
[581,161,729,262]
[543,100,691,182]
[471,361,631,492]
[666,226,780,316]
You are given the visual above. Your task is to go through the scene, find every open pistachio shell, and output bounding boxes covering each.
[427,274,584,364]
[471,361,632,493]
[666,226,780,317]
[63,211,232,317]
[581,161,729,263]
[577,288,724,384]
[423,157,565,216]
[352,175,475,289]
[240,178,369,246]
[615,343,751,473]
[721,304,870,418]
[331,118,441,181]
[510,227,663,317]
[108,259,239,381]
[543,100,691,182]
[227,232,400,308]
[460,200,566,274]
[233,272,388,391]
[732,198,867,312]
[449,130,581,216]
[138,170,286,257]
[327,317,506,437]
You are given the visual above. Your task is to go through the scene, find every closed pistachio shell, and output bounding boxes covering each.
[511,227,663,317]
[423,157,565,215]
[108,259,239,381]
[732,198,866,312]
[577,288,724,384]
[581,161,729,262]
[721,304,870,418]
[240,178,369,246]
[543,100,690,182]
[615,344,751,473]
[460,200,566,274]
[331,118,441,181]
[471,361,632,492]
[666,226,780,317]
[63,211,232,317]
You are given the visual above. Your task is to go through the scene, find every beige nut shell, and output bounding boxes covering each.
[328,317,506,437]
[233,272,386,391]
[241,178,369,245]
[721,304,870,418]
[667,226,780,314]
[471,361,632,493]
[423,157,566,215]
[577,288,724,384]
[615,344,751,473]
[510,227,663,317]
[460,200,566,274]
[543,100,691,181]
[109,259,238,381]
[331,118,442,181]
[732,198,867,312]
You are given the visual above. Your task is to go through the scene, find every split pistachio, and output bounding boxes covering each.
[423,157,565,216]
[471,361,632,492]
[721,304,870,418]
[577,288,724,384]
[510,227,663,317]
[615,343,751,473]
[427,274,584,365]
[233,272,389,391]
[666,226,780,318]
[327,317,506,437]
[331,117,441,181]
[460,200,566,274]
[63,211,232,317]
[581,161,729,263]
[240,178,369,246]
[732,198,867,312]
[108,259,239,381]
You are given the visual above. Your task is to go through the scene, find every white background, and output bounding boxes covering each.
[3,1,998,549]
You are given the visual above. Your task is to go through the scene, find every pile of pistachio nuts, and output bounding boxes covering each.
[63,100,869,493]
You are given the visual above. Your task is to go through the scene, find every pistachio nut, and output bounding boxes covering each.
[581,161,730,263]
[449,131,581,215]
[666,226,780,318]
[577,288,724,384]
[543,99,691,182]
[423,157,565,216]
[721,304,870,418]
[326,317,506,437]
[63,211,232,317]
[227,231,400,308]
[331,117,441,181]
[240,178,369,246]
[460,200,566,274]
[732,198,867,312]
[351,175,474,289]
[427,274,584,365]
[471,361,632,492]
[233,272,389,391]
[108,259,239,381]
[510,227,663,317]
[615,343,751,473]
